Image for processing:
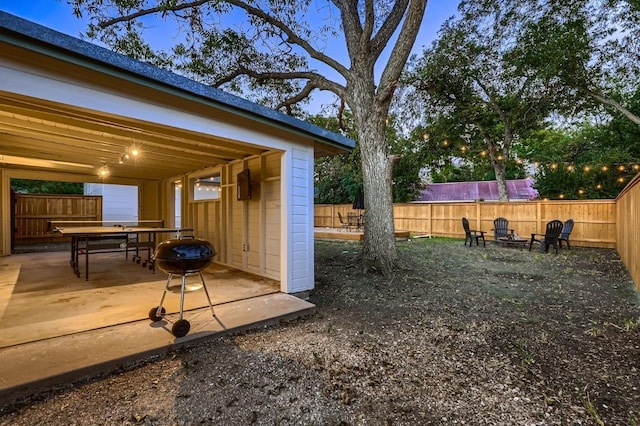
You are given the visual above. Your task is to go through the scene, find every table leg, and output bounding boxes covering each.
[85,235,90,281]
[70,236,80,278]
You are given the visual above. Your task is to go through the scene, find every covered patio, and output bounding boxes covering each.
[0,250,315,403]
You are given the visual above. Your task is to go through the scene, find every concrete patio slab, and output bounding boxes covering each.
[0,292,315,405]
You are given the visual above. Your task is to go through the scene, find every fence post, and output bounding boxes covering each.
[536,201,543,234]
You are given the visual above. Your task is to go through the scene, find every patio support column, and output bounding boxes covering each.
[0,169,10,256]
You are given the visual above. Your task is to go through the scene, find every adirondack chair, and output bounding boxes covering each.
[529,220,564,254]
[492,217,514,241]
[337,212,351,232]
[462,217,486,247]
[558,219,574,250]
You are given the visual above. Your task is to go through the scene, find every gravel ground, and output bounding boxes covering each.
[1,238,639,425]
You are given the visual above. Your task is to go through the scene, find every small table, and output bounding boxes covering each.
[55,226,192,280]
[347,213,364,231]
[497,236,529,249]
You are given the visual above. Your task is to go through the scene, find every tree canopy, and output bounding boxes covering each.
[11,179,84,194]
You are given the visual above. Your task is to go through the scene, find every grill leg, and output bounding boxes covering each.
[198,271,215,317]
[178,274,187,321]
[155,273,173,317]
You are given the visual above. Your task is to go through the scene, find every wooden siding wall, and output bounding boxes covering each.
[14,194,102,243]
[263,153,282,278]
[290,146,314,293]
[616,175,640,292]
[185,151,281,282]
[315,200,617,249]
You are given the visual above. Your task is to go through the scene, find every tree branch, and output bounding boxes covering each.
[362,0,376,48]
[276,82,316,113]
[225,0,350,79]
[97,0,351,82]
[370,0,410,58]
[98,0,211,27]
[377,0,427,104]
[332,0,362,60]
[588,89,640,126]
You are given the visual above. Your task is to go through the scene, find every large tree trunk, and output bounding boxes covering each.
[487,139,509,201]
[350,76,398,274]
[358,120,398,274]
[494,161,509,201]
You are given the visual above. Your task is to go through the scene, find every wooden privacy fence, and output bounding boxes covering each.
[13,194,102,244]
[616,174,640,292]
[315,200,617,249]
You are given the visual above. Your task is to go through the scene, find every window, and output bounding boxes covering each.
[193,173,221,201]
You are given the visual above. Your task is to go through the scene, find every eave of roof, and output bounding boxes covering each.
[0,11,355,152]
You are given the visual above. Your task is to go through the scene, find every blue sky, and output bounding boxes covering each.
[1,1,458,110]
[1,1,457,49]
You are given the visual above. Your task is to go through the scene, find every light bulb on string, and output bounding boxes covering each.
[97,164,110,178]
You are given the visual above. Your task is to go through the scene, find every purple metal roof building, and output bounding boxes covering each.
[414,179,538,202]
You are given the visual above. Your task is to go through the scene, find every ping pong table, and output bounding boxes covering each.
[54,226,193,280]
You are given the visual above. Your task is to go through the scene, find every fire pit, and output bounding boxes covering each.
[149,238,216,337]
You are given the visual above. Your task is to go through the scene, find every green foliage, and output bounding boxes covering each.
[467,0,640,124]
[405,2,561,197]
[309,113,361,205]
[518,100,640,200]
[311,112,426,204]
[11,179,84,194]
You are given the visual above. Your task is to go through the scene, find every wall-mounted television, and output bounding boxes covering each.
[237,169,251,200]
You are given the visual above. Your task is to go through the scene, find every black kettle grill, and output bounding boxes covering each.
[149,237,216,337]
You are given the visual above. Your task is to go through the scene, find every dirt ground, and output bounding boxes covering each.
[1,238,639,425]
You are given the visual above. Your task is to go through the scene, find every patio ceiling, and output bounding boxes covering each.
[0,91,270,182]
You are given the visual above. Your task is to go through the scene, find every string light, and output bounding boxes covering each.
[97,164,109,178]
[583,165,591,172]
[119,145,141,164]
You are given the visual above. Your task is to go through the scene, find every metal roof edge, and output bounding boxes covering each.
[0,11,355,151]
